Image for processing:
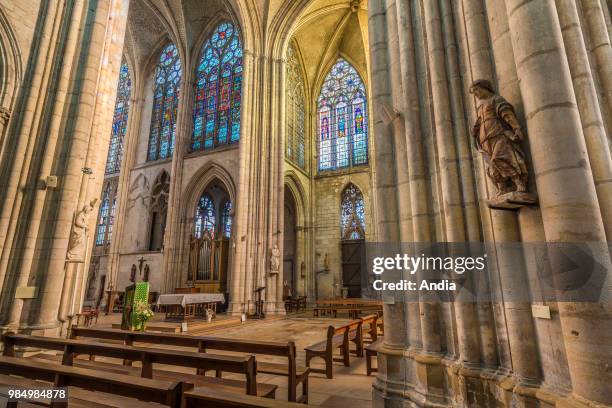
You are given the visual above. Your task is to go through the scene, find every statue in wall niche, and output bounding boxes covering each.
[66,198,98,261]
[323,253,330,271]
[270,244,281,275]
[470,79,537,210]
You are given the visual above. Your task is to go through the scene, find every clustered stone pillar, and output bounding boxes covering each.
[505,0,611,404]
[0,0,129,334]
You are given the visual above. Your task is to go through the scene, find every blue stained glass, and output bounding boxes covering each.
[221,201,232,238]
[317,58,369,171]
[341,184,365,240]
[195,194,216,239]
[105,59,131,175]
[192,22,243,151]
[96,185,111,245]
[147,43,181,162]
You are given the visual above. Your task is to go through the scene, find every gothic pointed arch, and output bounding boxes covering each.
[340,183,365,240]
[192,21,243,151]
[285,42,306,168]
[148,170,170,250]
[317,58,368,172]
[147,43,181,161]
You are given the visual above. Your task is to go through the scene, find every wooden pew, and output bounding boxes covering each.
[304,325,349,379]
[2,333,269,397]
[182,388,315,408]
[361,314,378,343]
[346,319,364,357]
[365,338,383,376]
[0,355,185,408]
[71,327,309,403]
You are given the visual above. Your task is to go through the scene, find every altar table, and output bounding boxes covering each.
[157,293,225,321]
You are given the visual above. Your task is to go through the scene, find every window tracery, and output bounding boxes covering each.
[341,183,366,240]
[148,43,181,161]
[318,59,368,171]
[192,22,243,151]
[285,43,305,168]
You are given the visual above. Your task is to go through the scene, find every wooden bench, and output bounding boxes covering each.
[345,319,364,357]
[182,387,315,408]
[365,338,383,376]
[361,314,378,343]
[0,355,185,408]
[71,326,309,403]
[304,325,349,379]
[2,333,273,398]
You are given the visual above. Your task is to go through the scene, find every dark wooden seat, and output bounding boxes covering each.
[0,355,185,408]
[365,337,383,376]
[346,319,364,357]
[2,333,267,397]
[182,387,315,408]
[304,325,349,379]
[361,314,378,343]
[70,326,309,403]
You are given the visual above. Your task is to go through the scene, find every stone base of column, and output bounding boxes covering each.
[227,301,247,315]
[372,346,448,408]
[263,301,286,315]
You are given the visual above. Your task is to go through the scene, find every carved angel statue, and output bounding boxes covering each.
[270,244,281,274]
[66,198,98,261]
[470,80,536,208]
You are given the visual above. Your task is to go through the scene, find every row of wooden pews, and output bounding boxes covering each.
[70,326,310,403]
[312,299,383,319]
[305,314,380,379]
[0,330,313,407]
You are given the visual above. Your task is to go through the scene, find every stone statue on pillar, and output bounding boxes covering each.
[269,244,281,275]
[66,198,98,262]
[470,79,537,209]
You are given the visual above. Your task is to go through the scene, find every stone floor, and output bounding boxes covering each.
[87,313,375,407]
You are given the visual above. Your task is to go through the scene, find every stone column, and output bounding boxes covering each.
[579,0,612,131]
[505,0,612,404]
[556,0,612,241]
[422,0,480,366]
[160,43,194,294]
[394,0,426,352]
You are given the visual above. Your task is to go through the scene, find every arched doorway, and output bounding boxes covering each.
[188,180,232,295]
[283,186,297,297]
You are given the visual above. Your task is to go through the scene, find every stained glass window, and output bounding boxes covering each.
[341,183,365,240]
[148,43,181,161]
[318,58,368,171]
[221,201,232,238]
[108,198,117,243]
[195,194,216,239]
[96,185,111,245]
[285,43,305,168]
[192,22,243,151]
[106,59,131,174]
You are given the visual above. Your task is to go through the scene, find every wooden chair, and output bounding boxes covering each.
[304,325,349,379]
[70,327,309,403]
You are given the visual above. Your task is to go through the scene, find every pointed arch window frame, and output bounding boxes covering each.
[317,58,369,172]
[285,43,306,169]
[105,59,131,175]
[192,22,243,152]
[341,183,366,240]
[147,43,182,162]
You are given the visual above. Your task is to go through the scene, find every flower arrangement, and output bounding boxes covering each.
[132,300,154,331]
